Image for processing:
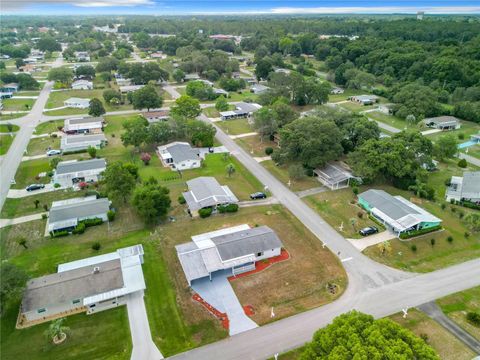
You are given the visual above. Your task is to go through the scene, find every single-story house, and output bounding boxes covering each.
[157,141,201,170]
[18,244,145,328]
[53,158,106,188]
[19,64,40,73]
[219,102,262,120]
[142,110,169,123]
[244,78,257,85]
[350,95,379,105]
[250,84,270,94]
[213,88,229,97]
[71,79,93,90]
[30,50,45,60]
[424,116,461,130]
[47,195,111,234]
[358,189,442,235]
[445,172,480,203]
[471,133,480,143]
[150,52,167,59]
[331,87,344,94]
[1,83,19,93]
[24,57,38,64]
[176,224,283,285]
[63,97,91,109]
[115,78,132,87]
[61,133,107,153]
[74,51,90,62]
[0,91,13,99]
[64,116,103,134]
[119,85,144,93]
[183,176,239,217]
[274,68,291,75]
[199,79,214,87]
[184,73,200,81]
[313,162,361,190]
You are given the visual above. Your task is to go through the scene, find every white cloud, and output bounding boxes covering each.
[75,0,154,7]
[1,0,153,11]
[270,6,480,14]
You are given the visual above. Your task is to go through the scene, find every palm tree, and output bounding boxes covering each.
[349,218,357,232]
[226,163,236,178]
[46,318,69,344]
[377,240,392,256]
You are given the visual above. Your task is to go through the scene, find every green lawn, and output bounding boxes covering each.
[328,88,366,102]
[235,134,276,158]
[216,118,253,135]
[0,134,15,155]
[17,91,40,96]
[2,98,35,111]
[35,120,64,134]
[226,90,258,103]
[27,137,61,156]
[367,111,419,131]
[426,120,480,142]
[461,144,480,159]
[262,160,322,192]
[11,158,52,188]
[1,113,27,121]
[338,101,375,113]
[437,286,480,341]
[0,124,20,133]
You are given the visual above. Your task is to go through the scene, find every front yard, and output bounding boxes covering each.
[0,134,14,155]
[2,98,35,111]
[215,118,253,135]
[262,160,322,192]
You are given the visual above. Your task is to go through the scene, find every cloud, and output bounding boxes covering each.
[1,0,154,11]
[270,6,480,14]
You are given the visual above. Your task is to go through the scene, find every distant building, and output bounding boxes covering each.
[424,116,461,131]
[350,95,379,106]
[417,11,425,20]
[115,78,132,87]
[250,83,270,94]
[184,73,200,81]
[313,162,360,190]
[61,133,107,153]
[445,172,480,203]
[74,51,90,62]
[157,141,201,170]
[219,102,262,120]
[18,244,145,328]
[63,97,91,109]
[53,158,106,188]
[71,79,93,90]
[0,83,19,93]
[213,88,229,97]
[142,110,170,123]
[182,176,239,217]
[63,116,103,134]
[119,85,144,93]
[150,52,167,59]
[331,87,344,94]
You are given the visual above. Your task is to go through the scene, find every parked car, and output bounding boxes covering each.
[46,149,61,156]
[250,192,267,200]
[359,226,378,236]
[26,184,45,192]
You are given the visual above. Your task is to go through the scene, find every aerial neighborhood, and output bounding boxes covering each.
[0,9,479,360]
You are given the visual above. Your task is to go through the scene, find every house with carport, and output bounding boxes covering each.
[63,97,91,109]
[64,116,103,134]
[157,141,201,170]
[445,172,480,203]
[61,133,107,153]
[53,158,106,188]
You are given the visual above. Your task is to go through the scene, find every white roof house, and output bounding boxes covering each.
[446,172,480,203]
[331,87,344,94]
[71,79,93,90]
[157,141,201,170]
[313,162,360,190]
[183,176,239,216]
[63,97,91,109]
[350,95,379,105]
[64,117,103,134]
[18,245,145,327]
[74,51,90,62]
[176,225,283,285]
[424,116,461,130]
[220,102,262,120]
[116,78,132,87]
[250,84,270,94]
[61,133,107,153]
[119,85,144,93]
[53,158,106,188]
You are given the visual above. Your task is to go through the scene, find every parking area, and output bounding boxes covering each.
[348,230,397,251]
[191,270,258,336]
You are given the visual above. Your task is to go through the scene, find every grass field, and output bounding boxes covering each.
[216,118,253,135]
[35,120,64,134]
[390,309,475,360]
[0,134,15,155]
[437,286,480,341]
[2,98,35,111]
[0,124,20,133]
[304,188,385,239]
[367,111,419,131]
[338,101,375,113]
[262,160,322,192]
[461,144,480,159]
[235,134,276,158]
[425,120,480,142]
[0,113,27,121]
[27,137,61,155]
[328,89,366,102]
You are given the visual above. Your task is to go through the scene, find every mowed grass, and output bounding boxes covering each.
[425,120,480,142]
[215,118,253,135]
[0,113,26,121]
[367,111,419,131]
[230,205,347,324]
[362,184,480,272]
[390,309,475,360]
[304,188,384,239]
[0,124,20,132]
[235,134,276,157]
[262,160,322,192]
[11,158,52,188]
[328,88,367,102]
[338,101,375,113]
[35,120,64,134]
[27,137,61,155]
[0,134,15,155]
[2,98,35,111]
[461,144,480,159]
[437,286,480,341]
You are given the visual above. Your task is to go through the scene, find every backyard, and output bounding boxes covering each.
[235,134,276,158]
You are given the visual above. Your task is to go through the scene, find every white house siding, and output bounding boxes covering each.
[254,247,281,261]
[24,300,81,322]
[54,172,102,188]
[174,159,201,170]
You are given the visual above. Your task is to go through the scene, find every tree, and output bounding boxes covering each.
[288,163,306,180]
[393,83,441,119]
[377,240,392,255]
[15,58,25,69]
[121,120,148,150]
[34,199,40,208]
[131,85,162,111]
[215,96,229,111]
[226,163,236,177]
[103,89,121,104]
[301,311,439,360]
[132,182,171,225]
[255,59,273,80]
[147,121,174,146]
[0,263,28,314]
[45,318,69,344]
[88,98,106,117]
[253,107,278,139]
[75,65,95,78]
[37,36,61,52]
[48,67,73,84]
[103,162,137,203]
[464,213,480,232]
[171,95,201,119]
[50,157,62,169]
[173,69,185,83]
[141,152,151,165]
[434,134,457,161]
[186,120,216,147]
[271,101,298,127]
[87,146,97,158]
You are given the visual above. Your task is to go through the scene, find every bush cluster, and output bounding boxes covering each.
[198,208,213,218]
[399,225,442,239]
[218,204,239,213]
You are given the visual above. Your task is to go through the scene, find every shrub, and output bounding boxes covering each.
[78,182,88,190]
[54,183,61,188]
[265,147,273,155]
[464,231,470,238]
[441,203,446,210]
[458,133,465,140]
[46,171,54,177]
[399,225,442,239]
[51,133,58,138]
[466,312,480,327]
[141,152,151,165]
[352,187,359,195]
[458,158,467,168]
[459,200,480,210]
[41,213,47,219]
[178,195,186,204]
[81,218,103,227]
[107,210,115,221]
[447,236,453,243]
[357,212,363,219]
[91,242,101,251]
[430,238,435,247]
[420,333,429,343]
[50,230,69,238]
[73,222,86,234]
[444,178,451,186]
[411,244,417,252]
[198,208,212,218]
[221,204,239,213]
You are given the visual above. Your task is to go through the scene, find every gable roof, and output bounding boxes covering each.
[424,116,460,125]
[183,176,238,211]
[461,172,480,199]
[55,158,106,175]
[48,196,110,230]
[167,143,199,163]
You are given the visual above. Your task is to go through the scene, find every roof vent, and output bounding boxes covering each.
[93,266,100,274]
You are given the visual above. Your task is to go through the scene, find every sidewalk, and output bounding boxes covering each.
[0,212,47,229]
[229,132,258,139]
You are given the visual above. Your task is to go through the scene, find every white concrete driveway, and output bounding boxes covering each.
[347,230,397,251]
[127,291,163,360]
[191,270,258,336]
[7,183,56,198]
[0,212,47,228]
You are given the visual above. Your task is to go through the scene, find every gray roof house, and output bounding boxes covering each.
[157,141,201,170]
[176,225,283,285]
[219,102,262,120]
[424,116,461,130]
[445,172,480,203]
[53,158,106,188]
[64,116,103,134]
[313,162,361,190]
[18,245,145,328]
[47,195,110,233]
[350,95,379,105]
[358,189,441,235]
[183,176,239,217]
[61,133,107,153]
[250,84,270,94]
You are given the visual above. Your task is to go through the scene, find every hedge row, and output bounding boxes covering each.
[50,230,69,238]
[368,215,386,230]
[218,204,239,213]
[399,225,442,239]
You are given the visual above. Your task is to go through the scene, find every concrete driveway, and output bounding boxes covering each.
[191,270,258,336]
[7,183,56,198]
[347,230,397,251]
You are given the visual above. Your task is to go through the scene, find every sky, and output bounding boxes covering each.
[2,0,480,15]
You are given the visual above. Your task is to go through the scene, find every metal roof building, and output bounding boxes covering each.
[446,171,480,203]
[64,116,103,133]
[61,133,107,153]
[157,141,201,170]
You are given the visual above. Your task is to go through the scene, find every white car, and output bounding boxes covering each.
[46,149,62,156]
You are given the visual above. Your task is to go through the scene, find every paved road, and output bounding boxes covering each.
[418,301,480,354]
[163,85,181,100]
